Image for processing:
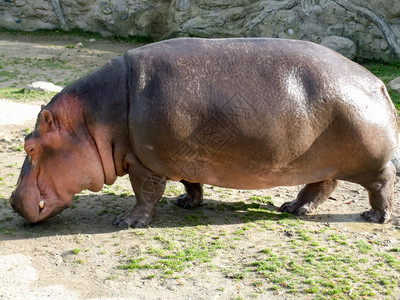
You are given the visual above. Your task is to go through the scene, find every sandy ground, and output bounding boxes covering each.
[0,32,400,299]
[0,100,41,125]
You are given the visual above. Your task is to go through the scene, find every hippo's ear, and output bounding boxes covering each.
[38,110,55,133]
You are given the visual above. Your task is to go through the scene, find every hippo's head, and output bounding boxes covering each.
[10,107,105,223]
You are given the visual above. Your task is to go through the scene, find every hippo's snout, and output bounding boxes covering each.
[10,187,41,223]
[9,155,41,223]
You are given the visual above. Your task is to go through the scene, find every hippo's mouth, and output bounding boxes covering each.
[36,193,47,220]
[10,186,68,224]
[35,190,72,222]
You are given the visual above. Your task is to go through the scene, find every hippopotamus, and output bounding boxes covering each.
[10,38,398,228]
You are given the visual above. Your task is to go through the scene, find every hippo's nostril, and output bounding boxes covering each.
[9,191,16,205]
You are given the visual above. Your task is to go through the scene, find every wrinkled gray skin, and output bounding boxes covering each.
[10,38,398,227]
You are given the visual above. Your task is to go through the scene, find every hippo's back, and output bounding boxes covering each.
[125,38,398,188]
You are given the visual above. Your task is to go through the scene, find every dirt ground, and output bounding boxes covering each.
[0,33,400,299]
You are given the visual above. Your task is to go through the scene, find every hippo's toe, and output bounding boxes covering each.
[113,218,130,228]
[295,207,308,216]
[113,216,151,228]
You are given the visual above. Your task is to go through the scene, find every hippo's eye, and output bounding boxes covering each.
[26,146,38,158]
[24,139,38,157]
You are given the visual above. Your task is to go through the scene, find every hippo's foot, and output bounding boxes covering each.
[113,204,156,228]
[175,180,203,209]
[357,162,395,224]
[280,179,338,216]
[175,194,202,209]
[280,200,314,216]
[361,209,391,224]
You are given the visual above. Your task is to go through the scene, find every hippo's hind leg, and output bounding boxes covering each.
[280,179,338,216]
[359,162,395,224]
[113,155,166,228]
[175,180,203,209]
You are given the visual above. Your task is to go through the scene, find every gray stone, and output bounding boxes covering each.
[321,36,357,60]
[26,81,63,93]
[388,77,400,93]
[120,13,129,21]
[102,5,112,15]
[15,0,26,7]
[176,0,191,12]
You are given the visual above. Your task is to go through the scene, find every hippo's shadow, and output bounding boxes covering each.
[0,194,370,240]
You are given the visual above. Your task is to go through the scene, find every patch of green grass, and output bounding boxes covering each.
[0,226,16,236]
[0,69,21,82]
[120,245,211,276]
[13,145,24,152]
[277,214,304,227]
[0,27,153,44]
[99,209,109,216]
[357,239,373,254]
[250,195,273,205]
[34,57,71,69]
[0,87,55,104]
[245,237,400,298]
[329,233,348,245]
[118,228,227,277]
[297,229,313,241]
[377,252,400,269]
[363,60,400,84]
[184,214,199,223]
[119,257,151,270]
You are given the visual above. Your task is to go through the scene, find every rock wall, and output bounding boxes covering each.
[1,0,399,60]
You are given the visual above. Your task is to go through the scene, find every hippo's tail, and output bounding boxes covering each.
[382,83,400,174]
[381,84,398,121]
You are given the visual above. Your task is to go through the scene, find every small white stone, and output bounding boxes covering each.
[26,81,63,93]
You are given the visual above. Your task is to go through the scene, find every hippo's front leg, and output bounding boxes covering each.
[113,155,166,228]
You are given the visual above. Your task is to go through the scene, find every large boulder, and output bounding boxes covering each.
[388,77,400,94]
[321,36,356,60]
